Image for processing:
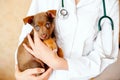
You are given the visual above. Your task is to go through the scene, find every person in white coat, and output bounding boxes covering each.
[15,0,119,80]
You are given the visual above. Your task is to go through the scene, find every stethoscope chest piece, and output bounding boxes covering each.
[58,8,69,19]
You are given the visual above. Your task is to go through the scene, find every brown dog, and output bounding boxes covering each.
[17,10,63,73]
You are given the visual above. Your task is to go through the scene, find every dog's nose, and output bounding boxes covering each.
[42,33,47,38]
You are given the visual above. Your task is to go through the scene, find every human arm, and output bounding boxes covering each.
[23,30,68,70]
[15,0,55,80]
[15,64,52,80]
[65,0,119,79]
[23,0,119,79]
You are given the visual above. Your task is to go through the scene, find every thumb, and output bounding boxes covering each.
[15,64,21,78]
[53,49,57,53]
[40,68,53,79]
[34,30,39,42]
[15,64,20,73]
[24,68,45,75]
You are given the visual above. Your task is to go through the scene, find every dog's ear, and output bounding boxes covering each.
[23,16,34,25]
[46,10,56,18]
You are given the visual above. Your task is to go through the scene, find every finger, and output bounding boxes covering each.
[15,64,22,79]
[15,64,20,73]
[24,68,45,75]
[27,34,34,49]
[40,68,53,79]
[34,30,43,45]
[53,49,57,53]
[23,43,34,55]
[34,30,39,41]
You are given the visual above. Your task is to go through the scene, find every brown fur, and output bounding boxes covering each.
[17,10,63,73]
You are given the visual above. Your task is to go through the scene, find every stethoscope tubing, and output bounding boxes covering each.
[98,0,114,31]
[62,0,64,8]
[60,0,114,31]
[59,0,114,57]
[98,15,114,31]
[59,0,69,19]
[98,0,114,58]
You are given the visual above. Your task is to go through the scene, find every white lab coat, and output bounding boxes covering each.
[16,0,119,80]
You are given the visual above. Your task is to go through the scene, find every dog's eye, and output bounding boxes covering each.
[35,25,40,31]
[46,22,51,29]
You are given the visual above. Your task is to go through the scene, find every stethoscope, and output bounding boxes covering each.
[98,0,114,31]
[59,0,114,31]
[98,0,114,58]
[59,0,114,57]
[58,0,69,19]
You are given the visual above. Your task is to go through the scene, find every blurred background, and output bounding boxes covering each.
[0,0,119,80]
[0,0,31,80]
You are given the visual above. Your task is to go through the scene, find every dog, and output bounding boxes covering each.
[17,10,63,74]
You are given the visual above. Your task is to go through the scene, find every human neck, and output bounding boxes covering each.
[75,0,80,5]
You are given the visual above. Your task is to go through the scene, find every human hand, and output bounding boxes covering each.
[15,64,52,80]
[23,30,53,61]
[23,30,68,70]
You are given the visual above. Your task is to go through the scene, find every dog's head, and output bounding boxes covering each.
[23,10,56,40]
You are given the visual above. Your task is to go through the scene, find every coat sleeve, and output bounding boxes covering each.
[66,0,119,79]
